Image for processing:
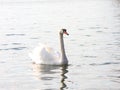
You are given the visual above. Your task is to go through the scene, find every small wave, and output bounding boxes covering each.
[78,28,85,30]
[0,47,27,51]
[30,37,39,39]
[6,34,25,36]
[10,47,26,50]
[109,76,120,83]
[112,80,120,83]
[1,44,8,46]
[90,62,120,66]
[112,32,120,34]
[85,35,91,37]
[96,31,103,33]
[12,43,21,45]
[1,43,21,46]
[89,27,101,29]
[84,56,97,58]
[0,61,6,63]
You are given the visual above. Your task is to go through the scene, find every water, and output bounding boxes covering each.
[0,0,120,90]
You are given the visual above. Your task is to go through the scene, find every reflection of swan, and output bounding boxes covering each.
[32,64,60,75]
[32,64,68,90]
[60,65,68,90]
[30,29,69,65]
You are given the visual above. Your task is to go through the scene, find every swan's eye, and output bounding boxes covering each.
[61,29,69,35]
[62,29,66,32]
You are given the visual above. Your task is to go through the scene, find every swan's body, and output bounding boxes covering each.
[29,29,69,65]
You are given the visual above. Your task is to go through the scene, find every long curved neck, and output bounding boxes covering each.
[60,34,65,56]
[59,33,68,63]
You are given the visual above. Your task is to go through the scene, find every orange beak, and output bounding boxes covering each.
[64,31,69,35]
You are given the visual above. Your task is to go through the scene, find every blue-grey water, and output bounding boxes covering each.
[0,0,120,90]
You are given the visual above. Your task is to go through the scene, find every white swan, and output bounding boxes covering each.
[29,29,69,65]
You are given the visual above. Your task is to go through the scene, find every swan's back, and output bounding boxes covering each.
[29,43,60,65]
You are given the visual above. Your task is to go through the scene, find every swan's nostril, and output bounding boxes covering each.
[64,32,69,35]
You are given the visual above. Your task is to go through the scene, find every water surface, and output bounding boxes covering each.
[0,0,120,90]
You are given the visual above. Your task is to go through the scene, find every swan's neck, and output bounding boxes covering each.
[59,34,68,64]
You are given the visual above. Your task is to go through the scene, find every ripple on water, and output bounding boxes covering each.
[84,35,91,37]
[12,43,21,45]
[6,34,25,36]
[112,32,120,34]
[96,30,103,33]
[78,28,85,30]
[108,75,120,84]
[89,26,101,29]
[44,31,51,33]
[1,44,8,46]
[10,47,27,50]
[90,62,120,66]
[84,55,97,58]
[0,47,27,51]
[0,61,6,64]
[79,44,84,46]
[1,43,21,46]
[30,37,39,39]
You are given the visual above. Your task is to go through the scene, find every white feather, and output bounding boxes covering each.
[29,43,61,65]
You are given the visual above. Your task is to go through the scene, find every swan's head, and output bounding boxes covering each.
[60,29,69,35]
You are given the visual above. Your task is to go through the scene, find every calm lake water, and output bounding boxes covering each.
[0,0,120,90]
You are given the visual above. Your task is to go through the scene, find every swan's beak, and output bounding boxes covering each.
[64,31,69,35]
